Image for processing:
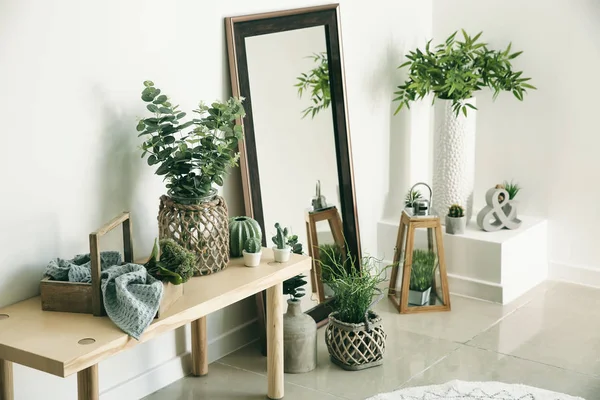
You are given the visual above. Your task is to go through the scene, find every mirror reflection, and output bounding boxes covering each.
[245,26,341,311]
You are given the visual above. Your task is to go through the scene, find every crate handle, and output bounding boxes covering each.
[89,212,134,317]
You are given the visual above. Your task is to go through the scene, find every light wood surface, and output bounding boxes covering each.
[191,317,208,377]
[77,364,98,400]
[266,283,284,400]
[0,249,311,378]
[0,359,13,400]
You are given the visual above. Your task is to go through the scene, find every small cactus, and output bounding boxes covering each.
[244,237,261,254]
[448,204,464,218]
[272,223,289,249]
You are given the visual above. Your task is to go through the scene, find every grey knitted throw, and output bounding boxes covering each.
[44,252,164,340]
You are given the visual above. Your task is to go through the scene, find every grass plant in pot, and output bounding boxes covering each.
[445,204,466,235]
[404,188,422,216]
[322,253,388,371]
[136,81,245,275]
[393,30,535,222]
[242,238,262,267]
[318,243,346,298]
[409,250,437,306]
[498,180,521,217]
[282,273,317,373]
[272,223,291,263]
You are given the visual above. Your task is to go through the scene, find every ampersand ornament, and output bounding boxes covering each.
[476,187,522,232]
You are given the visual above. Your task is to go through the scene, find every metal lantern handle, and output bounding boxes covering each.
[410,182,433,207]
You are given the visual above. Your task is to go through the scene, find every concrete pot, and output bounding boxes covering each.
[284,299,317,373]
[408,287,431,306]
[242,250,262,267]
[445,216,466,235]
[273,246,291,263]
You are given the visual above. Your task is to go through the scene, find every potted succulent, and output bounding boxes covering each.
[497,180,521,217]
[272,223,291,263]
[242,238,262,267]
[322,254,388,371]
[446,204,466,235]
[404,188,422,216]
[229,216,262,258]
[409,250,437,306]
[136,81,245,276]
[393,31,535,220]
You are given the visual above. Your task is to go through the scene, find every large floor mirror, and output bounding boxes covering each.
[226,4,361,350]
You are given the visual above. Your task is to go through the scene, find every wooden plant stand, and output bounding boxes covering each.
[388,211,451,314]
[305,206,346,303]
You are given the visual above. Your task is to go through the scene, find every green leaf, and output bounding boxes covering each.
[153,95,168,104]
[147,104,158,112]
[143,80,154,87]
[163,135,175,144]
[136,121,145,132]
[155,163,170,175]
[521,83,537,90]
[508,51,523,59]
[147,155,157,166]
[176,112,186,119]
[159,107,171,114]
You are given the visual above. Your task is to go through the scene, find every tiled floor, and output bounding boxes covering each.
[144,281,600,399]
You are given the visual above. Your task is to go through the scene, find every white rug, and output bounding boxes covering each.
[366,380,585,400]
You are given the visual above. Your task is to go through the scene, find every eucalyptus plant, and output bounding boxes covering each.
[136,81,245,203]
[295,52,331,119]
[393,30,536,117]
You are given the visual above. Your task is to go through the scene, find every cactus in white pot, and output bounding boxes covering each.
[242,237,262,267]
[272,223,291,263]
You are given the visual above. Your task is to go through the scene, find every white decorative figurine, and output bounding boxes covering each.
[477,187,521,231]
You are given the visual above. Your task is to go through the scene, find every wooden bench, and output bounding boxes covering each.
[0,249,310,400]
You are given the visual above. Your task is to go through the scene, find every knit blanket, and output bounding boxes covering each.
[44,252,164,340]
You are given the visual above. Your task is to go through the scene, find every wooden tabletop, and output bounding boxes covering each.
[0,249,310,378]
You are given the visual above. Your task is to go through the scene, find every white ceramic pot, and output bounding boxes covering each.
[408,287,431,306]
[432,99,477,222]
[242,250,262,267]
[273,246,291,263]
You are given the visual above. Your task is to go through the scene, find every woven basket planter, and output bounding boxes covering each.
[325,311,387,371]
[158,194,229,276]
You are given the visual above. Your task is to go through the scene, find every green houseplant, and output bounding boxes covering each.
[446,204,466,235]
[138,81,246,276]
[393,30,536,222]
[317,243,346,297]
[145,238,196,285]
[272,223,291,263]
[242,237,262,267]
[409,250,437,306]
[498,180,521,217]
[322,254,388,370]
[137,81,246,204]
[295,52,331,119]
[404,188,423,215]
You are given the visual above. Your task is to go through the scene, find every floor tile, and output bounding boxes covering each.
[219,328,459,400]
[401,345,600,399]
[142,362,344,400]
[467,282,600,376]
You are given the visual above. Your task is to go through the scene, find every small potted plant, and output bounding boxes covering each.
[498,180,521,217]
[272,223,291,263]
[409,249,437,306]
[322,254,388,370]
[446,204,466,235]
[242,238,262,267]
[404,188,422,215]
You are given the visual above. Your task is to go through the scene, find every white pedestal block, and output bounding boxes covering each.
[377,216,548,304]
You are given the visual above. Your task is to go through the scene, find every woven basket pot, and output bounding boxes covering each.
[158,193,229,276]
[325,311,386,371]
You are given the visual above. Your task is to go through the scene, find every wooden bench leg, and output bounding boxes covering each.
[191,317,208,376]
[266,283,284,399]
[77,364,98,400]
[0,359,14,400]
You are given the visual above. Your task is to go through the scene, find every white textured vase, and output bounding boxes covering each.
[432,99,477,222]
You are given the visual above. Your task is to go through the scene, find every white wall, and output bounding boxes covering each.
[432,0,600,282]
[0,0,432,398]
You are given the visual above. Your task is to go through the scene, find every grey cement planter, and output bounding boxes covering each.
[408,287,431,306]
[446,216,466,234]
[283,299,317,373]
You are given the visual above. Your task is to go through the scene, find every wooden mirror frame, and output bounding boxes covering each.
[225,4,361,348]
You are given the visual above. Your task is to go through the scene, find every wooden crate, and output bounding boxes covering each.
[40,212,183,317]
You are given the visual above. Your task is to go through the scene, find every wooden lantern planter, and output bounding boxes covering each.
[40,212,182,317]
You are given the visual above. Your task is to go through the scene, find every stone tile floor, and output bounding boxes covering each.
[145,281,600,399]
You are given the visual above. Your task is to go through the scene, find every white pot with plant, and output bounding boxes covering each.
[445,204,466,235]
[322,255,388,371]
[242,238,262,267]
[404,188,422,216]
[393,30,536,221]
[137,81,246,275]
[409,250,437,306]
[272,223,291,263]
[497,180,521,218]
